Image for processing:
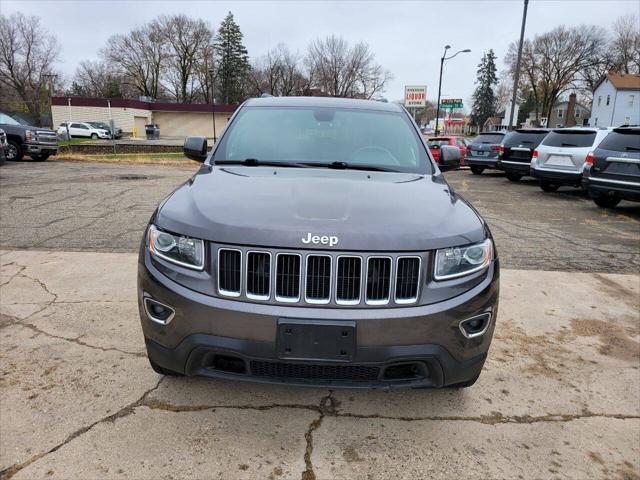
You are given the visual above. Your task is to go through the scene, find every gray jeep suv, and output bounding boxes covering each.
[138,97,499,388]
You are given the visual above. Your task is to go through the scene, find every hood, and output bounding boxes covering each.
[156,166,486,251]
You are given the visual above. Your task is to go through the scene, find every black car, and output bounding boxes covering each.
[137,96,498,389]
[497,128,549,182]
[466,131,507,174]
[582,126,640,208]
[0,128,7,166]
[86,121,123,139]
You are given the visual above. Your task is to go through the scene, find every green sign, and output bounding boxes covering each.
[440,103,463,109]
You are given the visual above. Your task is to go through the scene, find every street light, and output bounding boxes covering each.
[434,46,471,136]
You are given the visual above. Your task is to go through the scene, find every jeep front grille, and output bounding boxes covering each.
[216,247,423,307]
[218,249,241,296]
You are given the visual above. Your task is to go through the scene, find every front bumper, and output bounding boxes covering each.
[138,251,500,388]
[531,167,581,186]
[466,157,498,168]
[24,143,58,156]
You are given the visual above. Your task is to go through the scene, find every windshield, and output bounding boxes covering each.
[504,131,548,147]
[212,106,431,173]
[597,130,640,152]
[542,130,597,148]
[472,133,505,145]
[427,139,450,148]
[0,113,21,126]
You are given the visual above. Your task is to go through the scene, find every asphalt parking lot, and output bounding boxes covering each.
[0,161,638,272]
[1,161,639,479]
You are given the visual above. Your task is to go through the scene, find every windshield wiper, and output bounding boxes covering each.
[215,158,310,168]
[317,161,397,172]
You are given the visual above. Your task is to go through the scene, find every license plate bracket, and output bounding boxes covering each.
[277,319,356,362]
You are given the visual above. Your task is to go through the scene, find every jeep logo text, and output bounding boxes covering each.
[301,233,339,247]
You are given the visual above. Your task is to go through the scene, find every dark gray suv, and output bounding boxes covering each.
[138,97,499,388]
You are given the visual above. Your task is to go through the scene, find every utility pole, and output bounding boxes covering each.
[508,0,529,130]
[209,69,217,142]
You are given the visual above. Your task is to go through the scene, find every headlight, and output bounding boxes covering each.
[25,130,34,141]
[148,225,204,270]
[434,238,493,280]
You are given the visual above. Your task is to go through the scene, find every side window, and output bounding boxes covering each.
[80,124,89,130]
[557,109,563,119]
[606,95,610,106]
[70,123,81,128]
[575,109,581,118]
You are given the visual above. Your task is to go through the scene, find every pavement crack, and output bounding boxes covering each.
[301,392,333,480]
[0,377,164,480]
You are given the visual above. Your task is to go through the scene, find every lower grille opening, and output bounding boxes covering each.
[206,354,246,374]
[249,360,380,381]
[382,363,428,381]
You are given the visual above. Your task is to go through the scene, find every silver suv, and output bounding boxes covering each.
[531,127,612,192]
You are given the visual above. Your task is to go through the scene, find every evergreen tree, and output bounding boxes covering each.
[214,12,250,104]
[471,50,498,129]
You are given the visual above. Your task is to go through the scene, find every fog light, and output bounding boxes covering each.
[143,297,175,325]
[459,312,491,339]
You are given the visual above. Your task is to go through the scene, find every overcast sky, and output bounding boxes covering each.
[2,0,638,108]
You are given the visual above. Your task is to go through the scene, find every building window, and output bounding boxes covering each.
[594,117,598,126]
[597,96,601,106]
[629,95,635,107]
[606,95,610,106]
[625,117,631,125]
[575,108,581,118]
[557,109,563,119]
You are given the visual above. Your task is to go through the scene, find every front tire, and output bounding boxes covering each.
[91,133,98,139]
[470,166,485,175]
[6,140,23,161]
[506,173,522,182]
[149,359,183,376]
[540,181,559,192]
[593,194,621,209]
[447,374,480,389]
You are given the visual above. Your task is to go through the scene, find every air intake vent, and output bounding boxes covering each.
[250,360,380,381]
[246,251,271,299]
[336,256,362,304]
[395,257,421,303]
[276,254,301,301]
[218,249,241,296]
[366,257,391,304]
[305,255,331,303]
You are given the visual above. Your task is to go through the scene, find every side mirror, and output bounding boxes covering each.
[439,145,461,163]
[184,136,208,163]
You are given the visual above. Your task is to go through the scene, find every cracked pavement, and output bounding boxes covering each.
[0,250,638,479]
[0,161,639,479]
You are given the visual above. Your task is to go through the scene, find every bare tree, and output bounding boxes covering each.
[0,12,60,125]
[102,24,168,99]
[250,44,308,96]
[305,36,392,99]
[154,15,214,102]
[610,14,640,74]
[71,59,134,98]
[506,25,608,121]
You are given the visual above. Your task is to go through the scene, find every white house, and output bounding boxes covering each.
[590,71,640,127]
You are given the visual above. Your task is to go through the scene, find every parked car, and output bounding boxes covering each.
[427,136,467,166]
[138,96,499,389]
[0,112,58,161]
[496,128,549,182]
[530,127,612,192]
[466,131,507,174]
[86,121,123,139]
[0,128,7,166]
[57,122,110,139]
[582,126,640,208]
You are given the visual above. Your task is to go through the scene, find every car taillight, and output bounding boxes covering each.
[585,152,594,165]
[532,149,538,160]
